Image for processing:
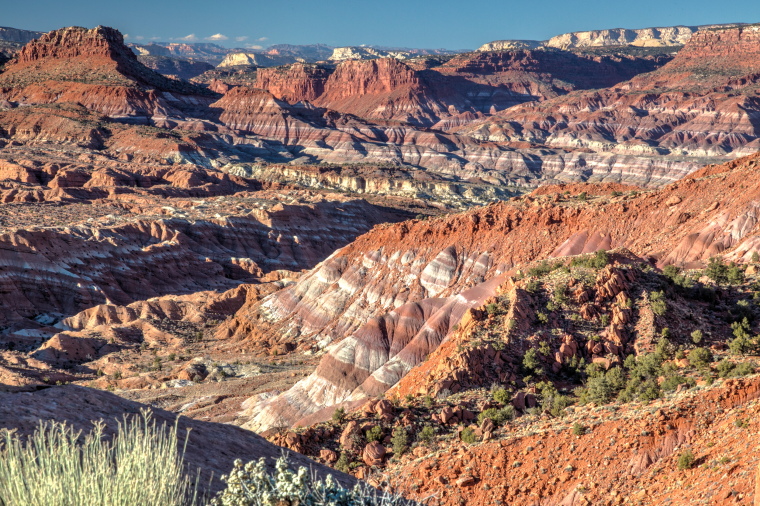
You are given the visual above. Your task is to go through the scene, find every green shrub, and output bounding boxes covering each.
[572,422,585,436]
[735,362,756,376]
[714,360,754,378]
[650,290,667,316]
[536,312,549,325]
[391,427,408,456]
[618,352,665,402]
[688,347,713,369]
[677,449,696,470]
[331,407,346,424]
[0,411,197,506]
[527,261,562,278]
[578,192,588,201]
[553,283,568,305]
[492,387,511,405]
[485,303,499,315]
[335,453,350,473]
[663,265,681,280]
[727,264,745,285]
[691,329,704,345]
[423,395,434,408]
[417,425,435,444]
[460,427,478,444]
[365,426,383,443]
[716,360,736,378]
[570,250,609,270]
[535,381,573,417]
[704,256,743,285]
[729,318,758,355]
[212,455,416,505]
[752,251,760,263]
[661,374,694,392]
[523,348,541,374]
[581,366,625,405]
[477,406,515,427]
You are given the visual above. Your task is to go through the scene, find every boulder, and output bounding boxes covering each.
[362,441,386,467]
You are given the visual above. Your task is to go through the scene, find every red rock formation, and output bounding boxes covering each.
[0,26,713,186]
[255,63,332,103]
[461,25,760,160]
[252,52,670,129]
[390,377,760,505]
[0,26,215,122]
[239,152,760,430]
[0,193,402,332]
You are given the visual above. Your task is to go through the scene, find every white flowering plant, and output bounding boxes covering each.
[210,455,418,506]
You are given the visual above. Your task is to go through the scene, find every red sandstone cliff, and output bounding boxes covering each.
[460,25,760,159]
[0,26,215,122]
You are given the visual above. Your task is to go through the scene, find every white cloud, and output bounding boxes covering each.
[178,34,198,42]
[206,33,229,41]
[245,44,264,50]
[235,36,248,42]
[256,36,268,42]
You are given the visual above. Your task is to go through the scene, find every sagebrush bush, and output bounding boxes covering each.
[417,425,435,444]
[0,410,197,506]
[460,427,478,444]
[677,449,696,470]
[650,290,667,316]
[491,387,511,405]
[477,406,515,427]
[688,347,713,369]
[391,427,408,456]
[211,456,417,506]
[570,250,609,269]
[365,426,383,443]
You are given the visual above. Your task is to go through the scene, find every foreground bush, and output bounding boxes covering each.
[211,456,418,506]
[0,411,196,506]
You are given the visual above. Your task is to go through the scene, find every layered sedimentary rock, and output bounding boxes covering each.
[545,25,699,49]
[474,23,742,53]
[0,26,44,44]
[460,25,760,160]
[254,52,671,129]
[254,63,333,103]
[476,40,543,52]
[218,52,300,68]
[0,26,215,123]
[129,42,233,66]
[137,55,214,81]
[223,162,518,209]
[240,152,760,430]
[327,46,459,62]
[0,188,401,332]
[2,24,757,198]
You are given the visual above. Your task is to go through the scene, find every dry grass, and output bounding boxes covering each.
[0,410,197,506]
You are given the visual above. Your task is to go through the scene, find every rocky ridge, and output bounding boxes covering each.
[0,25,752,189]
[460,24,760,160]
[237,152,760,431]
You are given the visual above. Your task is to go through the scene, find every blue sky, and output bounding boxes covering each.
[4,0,760,50]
